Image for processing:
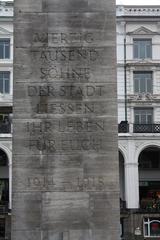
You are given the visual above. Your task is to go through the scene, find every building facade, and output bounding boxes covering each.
[117,5,160,240]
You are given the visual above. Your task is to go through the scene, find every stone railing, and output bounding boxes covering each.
[117,6,160,17]
[0,122,11,134]
[134,124,160,133]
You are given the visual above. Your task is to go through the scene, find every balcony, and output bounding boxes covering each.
[118,121,129,133]
[134,124,160,133]
[0,122,11,134]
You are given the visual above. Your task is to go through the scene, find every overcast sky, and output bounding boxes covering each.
[116,0,160,5]
[1,0,160,4]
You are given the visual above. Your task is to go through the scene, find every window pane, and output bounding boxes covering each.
[135,115,139,124]
[140,78,146,92]
[147,115,152,124]
[5,44,10,58]
[133,39,152,59]
[147,78,152,93]
[0,81,3,93]
[134,108,153,124]
[0,39,10,59]
[134,78,139,92]
[146,44,152,58]
[141,114,146,124]
[134,44,138,58]
[0,72,10,94]
[134,72,152,93]
[140,44,145,59]
[0,44,4,58]
[144,224,149,236]
[150,222,160,236]
[5,79,9,93]
[0,72,3,93]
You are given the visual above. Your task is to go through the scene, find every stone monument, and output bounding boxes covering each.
[12,0,119,239]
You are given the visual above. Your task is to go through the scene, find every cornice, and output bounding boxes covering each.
[117,5,160,18]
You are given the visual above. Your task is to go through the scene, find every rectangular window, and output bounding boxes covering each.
[0,72,10,94]
[133,39,152,59]
[134,108,153,124]
[0,39,10,59]
[134,71,153,93]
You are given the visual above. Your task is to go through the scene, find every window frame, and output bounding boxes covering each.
[134,108,153,124]
[144,218,160,238]
[0,71,10,94]
[133,38,152,59]
[0,38,10,59]
[133,71,153,94]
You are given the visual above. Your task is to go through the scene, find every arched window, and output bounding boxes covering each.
[144,218,160,237]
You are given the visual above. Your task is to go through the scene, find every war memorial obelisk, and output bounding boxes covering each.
[12,0,119,239]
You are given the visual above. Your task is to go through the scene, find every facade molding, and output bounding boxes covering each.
[0,26,12,35]
[0,142,11,165]
[119,145,127,163]
[125,162,138,167]
[127,26,158,36]
[117,5,160,17]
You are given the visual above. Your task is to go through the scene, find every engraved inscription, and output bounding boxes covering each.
[26,119,105,134]
[33,32,94,44]
[36,102,95,114]
[28,176,55,188]
[28,85,104,97]
[27,176,105,191]
[40,66,90,81]
[25,33,107,190]
[28,136,103,152]
[32,48,99,62]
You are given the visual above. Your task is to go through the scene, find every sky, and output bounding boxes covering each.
[1,0,160,4]
[116,0,160,5]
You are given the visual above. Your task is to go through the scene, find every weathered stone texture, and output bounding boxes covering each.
[13,0,119,239]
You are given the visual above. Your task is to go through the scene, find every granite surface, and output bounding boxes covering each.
[12,0,119,239]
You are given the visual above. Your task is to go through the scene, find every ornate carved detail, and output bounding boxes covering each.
[119,143,127,151]
[117,6,160,17]
[128,93,159,102]
[135,142,140,149]
[127,26,157,36]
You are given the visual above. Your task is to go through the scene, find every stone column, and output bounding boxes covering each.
[12,0,119,240]
[125,162,139,209]
[9,162,12,209]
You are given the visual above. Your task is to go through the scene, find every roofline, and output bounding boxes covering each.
[0,1,13,6]
[116,5,160,7]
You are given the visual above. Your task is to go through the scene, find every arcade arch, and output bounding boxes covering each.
[138,146,160,210]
